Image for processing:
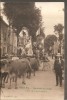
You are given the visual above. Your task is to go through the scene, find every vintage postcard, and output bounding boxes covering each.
[0,1,64,100]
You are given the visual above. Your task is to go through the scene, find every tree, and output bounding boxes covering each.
[54,24,64,34]
[3,2,42,41]
[54,23,64,53]
[44,34,57,52]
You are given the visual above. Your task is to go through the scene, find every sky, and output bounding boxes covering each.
[35,2,64,36]
[1,2,64,36]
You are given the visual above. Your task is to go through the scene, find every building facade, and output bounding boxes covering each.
[0,17,17,57]
[0,17,9,57]
[7,26,17,55]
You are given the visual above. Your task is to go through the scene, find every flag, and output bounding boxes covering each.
[19,31,23,37]
[36,28,40,36]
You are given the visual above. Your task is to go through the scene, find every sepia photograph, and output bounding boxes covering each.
[0,2,64,100]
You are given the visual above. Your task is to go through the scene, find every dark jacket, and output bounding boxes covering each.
[61,59,64,70]
[54,59,62,74]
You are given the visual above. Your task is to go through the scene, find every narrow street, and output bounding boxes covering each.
[1,57,64,100]
[1,2,64,100]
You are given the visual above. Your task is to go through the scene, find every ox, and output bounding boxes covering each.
[27,57,39,76]
[6,58,31,89]
[0,60,9,88]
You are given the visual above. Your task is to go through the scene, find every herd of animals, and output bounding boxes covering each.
[0,56,40,89]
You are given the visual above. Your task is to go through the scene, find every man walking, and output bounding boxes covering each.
[54,56,62,87]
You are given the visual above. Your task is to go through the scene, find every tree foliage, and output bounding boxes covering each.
[59,33,63,41]
[54,24,64,34]
[44,34,57,51]
[54,23,64,41]
[54,23,64,53]
[3,2,42,41]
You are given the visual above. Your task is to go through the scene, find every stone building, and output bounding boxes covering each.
[7,26,17,55]
[0,16,9,57]
[53,38,64,55]
[0,16,17,57]
[52,41,59,55]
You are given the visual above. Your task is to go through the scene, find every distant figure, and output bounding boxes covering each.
[52,53,54,59]
[54,57,62,87]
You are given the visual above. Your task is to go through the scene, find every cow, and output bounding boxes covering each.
[7,58,31,89]
[0,60,9,88]
[19,58,32,79]
[27,57,39,76]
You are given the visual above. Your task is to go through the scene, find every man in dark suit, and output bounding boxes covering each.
[54,56,62,87]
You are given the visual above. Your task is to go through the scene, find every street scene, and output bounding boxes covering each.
[0,2,64,100]
[1,57,64,100]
